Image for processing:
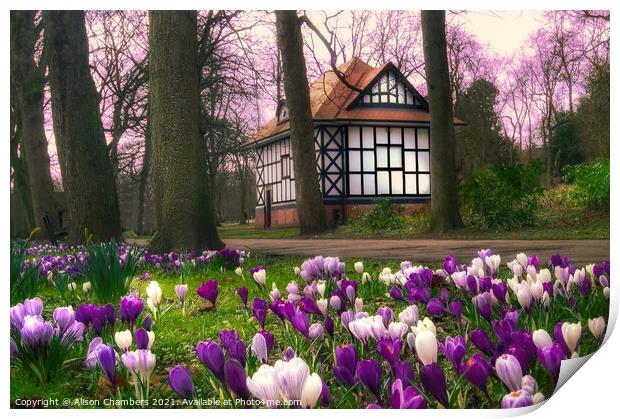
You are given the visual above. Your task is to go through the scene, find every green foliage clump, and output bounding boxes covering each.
[10,240,41,304]
[563,159,610,210]
[79,240,142,304]
[460,162,544,229]
[362,199,404,232]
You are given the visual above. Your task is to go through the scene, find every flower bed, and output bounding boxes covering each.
[10,245,610,409]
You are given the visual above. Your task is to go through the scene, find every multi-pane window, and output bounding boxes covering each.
[255,139,295,205]
[360,71,423,106]
[347,126,430,196]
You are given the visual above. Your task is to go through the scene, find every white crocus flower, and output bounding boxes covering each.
[354,262,364,275]
[561,322,582,355]
[316,298,328,316]
[300,373,323,408]
[247,365,281,407]
[115,330,133,352]
[532,329,553,349]
[253,269,267,287]
[82,281,91,294]
[411,317,436,336]
[516,252,528,269]
[415,330,437,366]
[235,267,243,277]
[146,281,162,306]
[588,317,606,339]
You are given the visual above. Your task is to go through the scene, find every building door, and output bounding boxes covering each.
[265,190,272,228]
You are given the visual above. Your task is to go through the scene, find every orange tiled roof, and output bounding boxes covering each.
[248,57,462,145]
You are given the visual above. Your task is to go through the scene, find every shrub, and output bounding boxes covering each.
[78,241,142,304]
[362,199,404,232]
[563,159,610,210]
[460,162,544,229]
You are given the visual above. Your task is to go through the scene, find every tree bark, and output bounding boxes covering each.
[44,11,121,243]
[276,10,326,234]
[148,11,223,251]
[421,11,464,232]
[10,96,35,235]
[10,11,59,232]
[137,109,152,235]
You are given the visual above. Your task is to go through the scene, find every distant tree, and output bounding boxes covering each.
[576,63,610,160]
[549,111,583,173]
[421,10,463,231]
[275,10,327,234]
[149,10,223,251]
[44,10,121,242]
[455,78,515,181]
[10,11,59,231]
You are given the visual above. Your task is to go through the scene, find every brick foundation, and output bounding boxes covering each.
[255,201,431,228]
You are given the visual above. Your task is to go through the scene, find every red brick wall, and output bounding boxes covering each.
[255,201,430,228]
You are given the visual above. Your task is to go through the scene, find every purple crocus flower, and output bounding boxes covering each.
[389,286,405,301]
[469,328,495,355]
[443,255,457,275]
[439,336,466,372]
[168,365,194,399]
[495,353,523,392]
[537,343,564,381]
[420,363,448,407]
[340,310,355,330]
[290,310,310,337]
[463,353,491,390]
[528,255,539,270]
[377,338,401,366]
[450,300,462,323]
[134,328,150,350]
[120,293,144,328]
[228,339,247,367]
[320,378,331,407]
[252,298,268,329]
[284,346,295,361]
[324,315,335,337]
[175,284,189,304]
[356,359,382,400]
[268,299,287,321]
[196,340,225,382]
[501,390,534,408]
[224,359,249,399]
[197,280,219,306]
[299,295,322,316]
[95,344,118,389]
[492,282,508,304]
[333,344,357,386]
[376,307,394,327]
[426,299,448,317]
[394,360,415,386]
[237,286,249,308]
[259,329,274,354]
[23,297,43,316]
[219,329,239,351]
[143,315,153,331]
[20,316,54,348]
[390,378,427,409]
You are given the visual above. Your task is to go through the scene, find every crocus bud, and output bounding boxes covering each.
[388,321,408,341]
[168,365,194,400]
[175,284,189,304]
[532,329,553,349]
[309,323,324,340]
[114,330,132,352]
[495,353,523,392]
[588,317,606,339]
[251,332,268,364]
[293,267,301,276]
[561,322,582,354]
[317,298,328,316]
[253,269,267,287]
[521,375,538,395]
[235,267,243,277]
[301,373,323,408]
[68,282,77,292]
[316,281,326,298]
[354,298,363,313]
[329,295,342,311]
[415,330,437,366]
[362,272,371,283]
[82,281,91,294]
[354,262,364,275]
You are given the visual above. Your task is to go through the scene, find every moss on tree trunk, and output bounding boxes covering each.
[148,11,223,252]
[44,11,121,243]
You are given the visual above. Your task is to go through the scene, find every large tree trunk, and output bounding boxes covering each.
[10,11,59,232]
[421,11,464,232]
[275,10,326,234]
[148,11,223,251]
[10,97,35,235]
[44,11,121,243]
[137,111,152,235]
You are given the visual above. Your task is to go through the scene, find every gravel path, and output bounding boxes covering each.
[224,239,610,264]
